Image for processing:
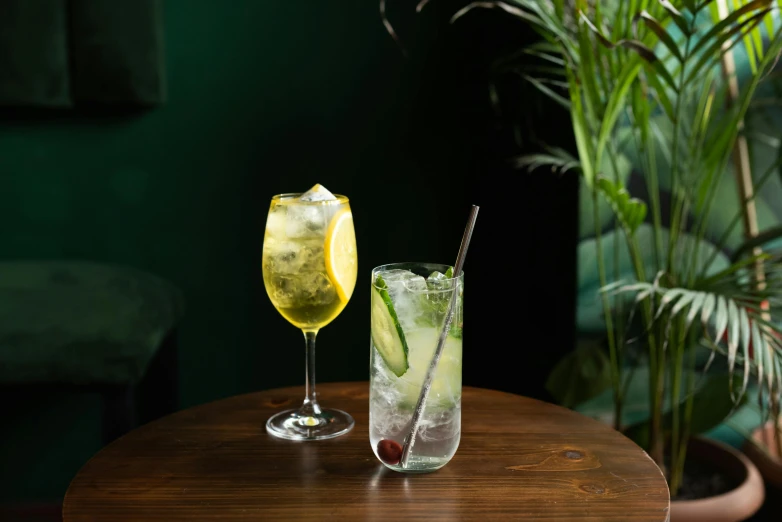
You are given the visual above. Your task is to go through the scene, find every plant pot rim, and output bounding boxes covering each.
[670,435,764,521]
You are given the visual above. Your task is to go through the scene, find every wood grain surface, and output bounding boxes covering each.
[63,382,670,521]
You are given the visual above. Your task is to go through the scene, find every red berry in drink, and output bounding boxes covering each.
[377,439,403,465]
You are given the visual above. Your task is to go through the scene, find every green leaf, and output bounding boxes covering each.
[647,54,679,93]
[690,0,773,58]
[566,68,596,188]
[735,0,764,74]
[752,320,764,388]
[642,63,677,121]
[685,292,707,328]
[715,296,729,345]
[739,306,752,398]
[704,25,782,204]
[699,293,716,327]
[764,5,776,46]
[635,10,684,61]
[739,309,752,400]
[595,59,643,172]
[579,11,654,59]
[451,1,542,27]
[659,0,692,36]
[607,283,782,403]
[631,81,649,138]
[512,153,580,173]
[727,298,741,372]
[577,15,604,120]
[459,1,572,55]
[521,75,571,110]
[545,339,613,408]
[658,288,688,317]
[578,150,632,239]
[671,290,696,317]
[579,10,680,94]
[686,9,771,85]
[596,176,648,233]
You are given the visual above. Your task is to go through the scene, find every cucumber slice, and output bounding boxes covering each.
[371,275,409,377]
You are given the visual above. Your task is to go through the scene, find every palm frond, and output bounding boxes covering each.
[686,8,771,85]
[690,1,774,58]
[595,58,644,171]
[581,12,679,89]
[511,145,581,173]
[521,75,571,109]
[383,0,782,489]
[451,1,570,54]
[635,10,686,62]
[660,0,693,36]
[609,282,782,401]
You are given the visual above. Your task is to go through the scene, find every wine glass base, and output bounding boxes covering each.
[266,408,355,441]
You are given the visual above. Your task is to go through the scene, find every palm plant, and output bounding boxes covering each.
[383,0,782,496]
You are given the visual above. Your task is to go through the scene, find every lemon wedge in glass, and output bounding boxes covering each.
[324,207,357,303]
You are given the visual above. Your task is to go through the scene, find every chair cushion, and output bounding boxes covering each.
[0,261,184,385]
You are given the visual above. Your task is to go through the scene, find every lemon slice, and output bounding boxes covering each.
[324,208,357,303]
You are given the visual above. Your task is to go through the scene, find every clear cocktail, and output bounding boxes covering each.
[369,262,463,472]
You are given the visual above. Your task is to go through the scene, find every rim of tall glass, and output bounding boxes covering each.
[371,262,464,292]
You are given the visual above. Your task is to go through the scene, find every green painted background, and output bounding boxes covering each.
[0,0,477,502]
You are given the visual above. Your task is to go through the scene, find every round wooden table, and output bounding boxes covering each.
[63,382,670,521]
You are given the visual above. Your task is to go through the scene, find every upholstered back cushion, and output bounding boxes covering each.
[0,261,183,385]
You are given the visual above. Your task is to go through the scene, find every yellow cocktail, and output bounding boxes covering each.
[262,185,357,440]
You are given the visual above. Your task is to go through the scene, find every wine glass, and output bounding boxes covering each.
[261,189,357,440]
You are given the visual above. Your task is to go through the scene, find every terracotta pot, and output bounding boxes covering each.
[670,436,764,522]
[742,422,782,491]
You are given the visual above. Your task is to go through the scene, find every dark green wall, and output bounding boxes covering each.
[0,0,475,502]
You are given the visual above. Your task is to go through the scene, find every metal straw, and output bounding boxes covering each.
[399,205,480,469]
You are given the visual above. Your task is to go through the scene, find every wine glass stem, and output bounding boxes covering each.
[300,329,322,417]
